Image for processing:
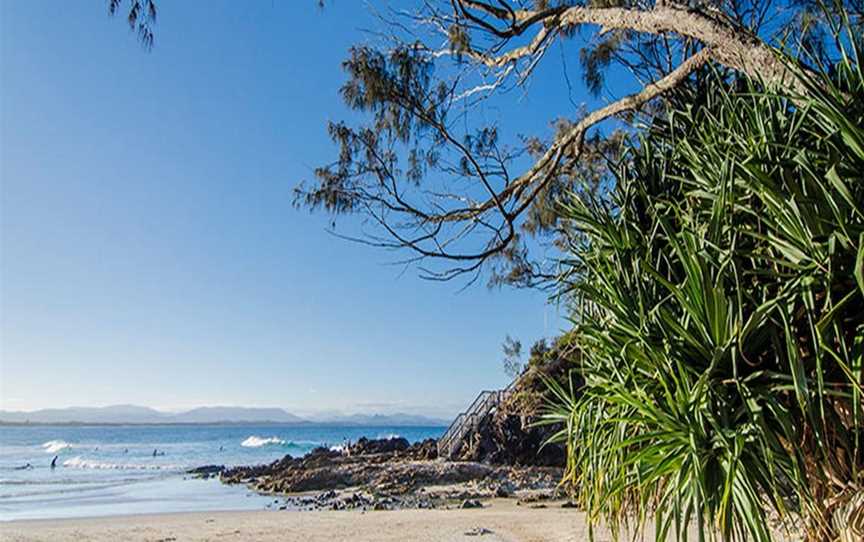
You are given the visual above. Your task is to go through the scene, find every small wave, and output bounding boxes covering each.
[0,480,149,501]
[62,457,182,471]
[377,433,402,440]
[285,439,319,447]
[329,445,345,452]
[41,440,72,454]
[0,478,127,486]
[240,436,285,448]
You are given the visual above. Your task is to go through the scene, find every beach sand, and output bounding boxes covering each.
[2,498,804,542]
[1,499,628,542]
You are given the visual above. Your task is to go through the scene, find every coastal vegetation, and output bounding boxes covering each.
[543,21,863,542]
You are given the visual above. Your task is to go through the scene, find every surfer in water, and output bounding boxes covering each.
[50,456,58,469]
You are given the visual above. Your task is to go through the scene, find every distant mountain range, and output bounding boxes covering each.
[305,412,451,427]
[0,405,448,426]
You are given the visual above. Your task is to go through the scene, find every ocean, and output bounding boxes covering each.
[0,424,444,520]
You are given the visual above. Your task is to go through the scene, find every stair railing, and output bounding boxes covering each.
[437,379,519,459]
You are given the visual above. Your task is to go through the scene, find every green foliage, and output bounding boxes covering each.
[504,334,582,415]
[108,0,156,50]
[545,29,864,542]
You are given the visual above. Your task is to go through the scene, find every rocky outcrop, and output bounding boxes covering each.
[400,438,438,460]
[451,412,565,466]
[349,436,409,455]
[444,339,579,467]
[187,464,225,478]
[220,437,563,508]
[463,339,585,467]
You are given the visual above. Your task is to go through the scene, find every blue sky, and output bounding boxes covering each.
[0,1,607,417]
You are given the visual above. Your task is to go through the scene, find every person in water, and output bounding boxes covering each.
[50,456,58,469]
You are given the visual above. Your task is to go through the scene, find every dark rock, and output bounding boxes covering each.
[187,465,225,479]
[494,482,515,498]
[350,437,410,456]
[464,527,493,536]
[319,490,337,501]
[188,464,225,475]
[561,501,578,508]
[402,438,438,460]
[452,412,566,466]
[221,454,295,482]
[460,499,483,509]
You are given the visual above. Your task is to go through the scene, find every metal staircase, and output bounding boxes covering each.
[437,380,517,460]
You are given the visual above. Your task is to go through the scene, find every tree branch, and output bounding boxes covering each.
[430,47,714,225]
[463,3,797,91]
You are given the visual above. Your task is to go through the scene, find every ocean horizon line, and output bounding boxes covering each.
[0,420,449,428]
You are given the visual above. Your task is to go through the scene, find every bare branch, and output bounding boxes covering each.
[430,47,713,225]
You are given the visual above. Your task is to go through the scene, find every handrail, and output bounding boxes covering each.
[437,378,519,459]
[438,390,494,452]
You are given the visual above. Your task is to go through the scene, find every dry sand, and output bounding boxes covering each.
[1,499,628,542]
[1,499,804,542]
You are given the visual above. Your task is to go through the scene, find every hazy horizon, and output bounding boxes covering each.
[0,402,456,420]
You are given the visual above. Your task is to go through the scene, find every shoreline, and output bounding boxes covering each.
[0,499,608,541]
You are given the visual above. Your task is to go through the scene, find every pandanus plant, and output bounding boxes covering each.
[543,11,864,542]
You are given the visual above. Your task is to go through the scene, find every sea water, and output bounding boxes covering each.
[0,424,443,520]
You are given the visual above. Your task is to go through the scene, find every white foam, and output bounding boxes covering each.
[62,457,181,471]
[240,436,285,448]
[41,440,71,454]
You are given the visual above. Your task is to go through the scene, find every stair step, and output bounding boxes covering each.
[437,383,516,459]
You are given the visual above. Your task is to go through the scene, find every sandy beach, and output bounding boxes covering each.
[1,499,621,542]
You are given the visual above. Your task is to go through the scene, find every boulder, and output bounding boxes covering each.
[452,411,565,466]
[187,464,225,475]
[349,436,409,455]
[187,465,225,478]
[403,438,438,460]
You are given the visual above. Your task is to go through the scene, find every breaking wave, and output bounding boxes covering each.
[41,440,72,454]
[240,436,286,448]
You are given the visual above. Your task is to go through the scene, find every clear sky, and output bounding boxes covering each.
[0,1,605,417]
